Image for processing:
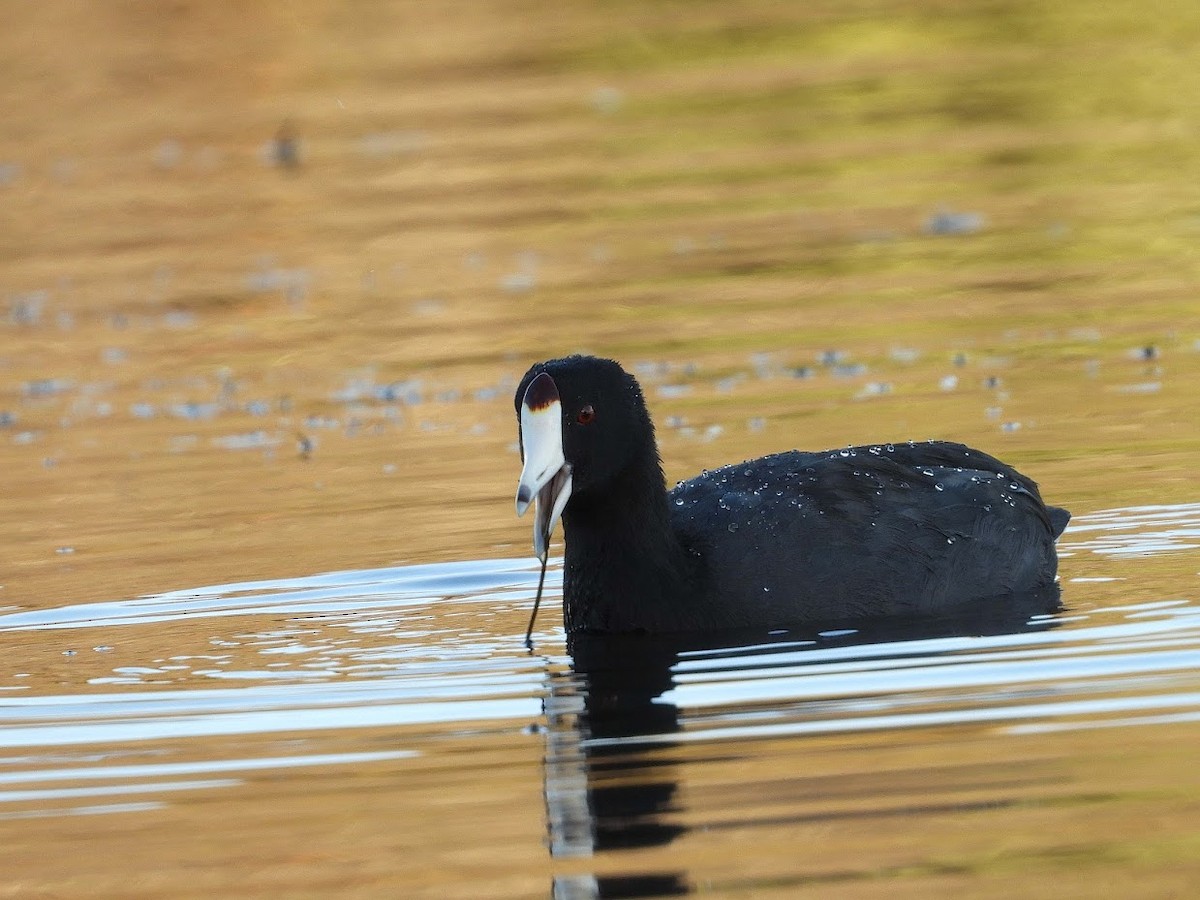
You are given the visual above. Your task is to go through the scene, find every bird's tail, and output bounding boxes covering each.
[1047,506,1071,539]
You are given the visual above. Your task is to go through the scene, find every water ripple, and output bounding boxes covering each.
[0,501,1195,819]
[1059,502,1200,556]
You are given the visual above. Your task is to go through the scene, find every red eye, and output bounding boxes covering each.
[577,405,596,425]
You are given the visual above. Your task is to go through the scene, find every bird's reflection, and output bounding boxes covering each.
[543,587,1061,899]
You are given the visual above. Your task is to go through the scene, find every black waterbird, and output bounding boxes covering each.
[515,355,1069,637]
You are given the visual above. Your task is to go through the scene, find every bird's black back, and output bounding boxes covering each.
[667,441,1067,626]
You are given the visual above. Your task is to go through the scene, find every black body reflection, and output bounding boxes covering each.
[543,588,1061,899]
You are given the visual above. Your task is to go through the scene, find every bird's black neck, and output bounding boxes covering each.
[560,455,692,632]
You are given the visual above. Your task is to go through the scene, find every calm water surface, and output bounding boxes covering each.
[2,502,1199,896]
[2,501,1200,897]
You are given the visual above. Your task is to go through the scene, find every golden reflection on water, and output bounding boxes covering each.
[2,0,1200,896]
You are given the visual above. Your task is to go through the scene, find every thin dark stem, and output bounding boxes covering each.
[524,554,549,649]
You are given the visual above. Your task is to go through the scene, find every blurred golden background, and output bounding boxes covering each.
[3,0,1198,606]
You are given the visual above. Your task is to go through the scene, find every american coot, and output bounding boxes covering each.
[515,355,1070,635]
